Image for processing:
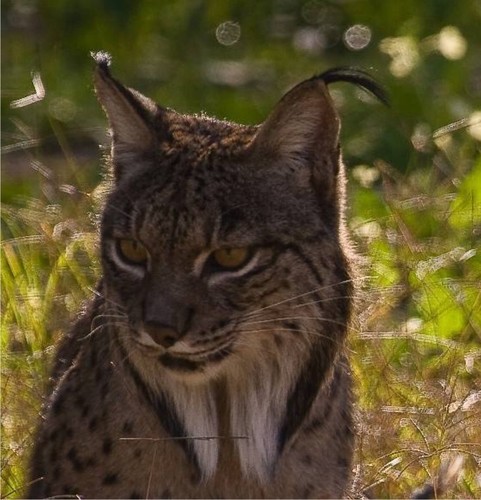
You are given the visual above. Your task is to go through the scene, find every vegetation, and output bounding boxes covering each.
[2,0,480,497]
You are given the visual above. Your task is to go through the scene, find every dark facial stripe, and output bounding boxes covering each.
[160,346,232,370]
[224,297,248,312]
[159,353,204,372]
[205,346,232,364]
[304,364,342,432]
[247,283,284,304]
[286,244,325,286]
[277,339,335,453]
[115,340,200,473]
[236,249,282,283]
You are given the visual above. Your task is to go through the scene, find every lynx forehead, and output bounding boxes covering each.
[27,52,385,498]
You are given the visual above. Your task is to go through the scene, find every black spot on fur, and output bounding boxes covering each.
[283,320,300,333]
[66,447,85,472]
[302,454,313,465]
[302,485,313,498]
[95,367,104,382]
[134,448,142,458]
[102,472,119,485]
[66,447,77,461]
[88,416,98,432]
[102,437,113,455]
[75,394,86,407]
[122,420,134,434]
[161,488,171,498]
[81,403,91,418]
[130,491,142,499]
[306,417,324,432]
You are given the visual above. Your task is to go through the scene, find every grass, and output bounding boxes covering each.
[1,127,480,498]
[1,168,101,496]
[349,138,481,497]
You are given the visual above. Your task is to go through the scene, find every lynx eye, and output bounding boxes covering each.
[116,239,148,265]
[211,247,251,270]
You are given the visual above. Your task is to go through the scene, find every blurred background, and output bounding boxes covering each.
[2,0,481,497]
[3,0,480,198]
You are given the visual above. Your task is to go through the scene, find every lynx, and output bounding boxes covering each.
[27,52,386,498]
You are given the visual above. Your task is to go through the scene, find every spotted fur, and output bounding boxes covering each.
[27,52,383,498]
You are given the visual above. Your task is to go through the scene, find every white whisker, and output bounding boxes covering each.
[292,295,355,308]
[79,321,127,341]
[240,276,368,320]
[241,315,348,329]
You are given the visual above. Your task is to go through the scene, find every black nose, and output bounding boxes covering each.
[143,321,183,348]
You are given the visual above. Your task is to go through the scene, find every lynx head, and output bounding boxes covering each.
[92,52,383,381]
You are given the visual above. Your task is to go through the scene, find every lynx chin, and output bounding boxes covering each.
[27,52,386,498]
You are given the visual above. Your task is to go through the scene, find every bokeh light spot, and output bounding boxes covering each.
[437,26,467,60]
[379,36,420,78]
[216,21,241,46]
[343,24,371,51]
[48,97,77,122]
[468,111,481,141]
[293,27,324,54]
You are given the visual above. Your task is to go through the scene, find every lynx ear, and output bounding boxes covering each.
[251,78,340,192]
[92,52,159,176]
[255,78,340,157]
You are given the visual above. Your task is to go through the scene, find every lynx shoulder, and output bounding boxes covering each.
[27,53,385,498]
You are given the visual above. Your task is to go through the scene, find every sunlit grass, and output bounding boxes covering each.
[349,146,481,497]
[1,184,100,496]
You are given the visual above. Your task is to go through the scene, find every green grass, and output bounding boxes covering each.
[349,141,481,497]
[1,181,100,496]
[1,138,480,498]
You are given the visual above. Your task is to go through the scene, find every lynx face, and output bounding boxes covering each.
[96,55,350,380]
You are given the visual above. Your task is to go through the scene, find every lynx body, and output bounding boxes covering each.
[28,54,385,498]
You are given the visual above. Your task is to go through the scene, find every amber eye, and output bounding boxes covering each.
[116,239,148,265]
[211,247,251,270]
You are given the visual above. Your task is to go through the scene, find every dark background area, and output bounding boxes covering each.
[2,0,480,201]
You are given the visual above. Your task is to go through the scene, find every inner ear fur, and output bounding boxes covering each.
[93,54,157,150]
[250,78,341,196]
[92,52,165,181]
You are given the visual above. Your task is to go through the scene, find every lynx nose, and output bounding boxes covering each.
[143,321,183,348]
[142,288,194,348]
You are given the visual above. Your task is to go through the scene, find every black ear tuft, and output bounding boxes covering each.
[316,67,389,106]
[91,51,112,72]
